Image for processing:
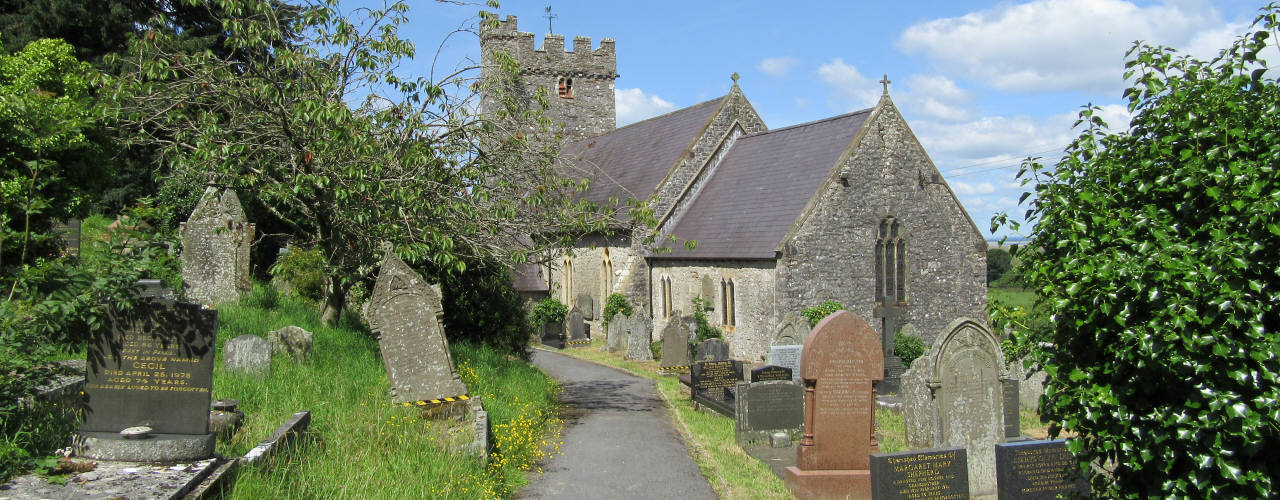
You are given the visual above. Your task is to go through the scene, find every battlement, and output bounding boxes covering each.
[481,15,616,76]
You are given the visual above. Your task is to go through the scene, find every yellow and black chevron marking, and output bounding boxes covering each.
[566,339,592,345]
[401,394,470,407]
[660,365,691,373]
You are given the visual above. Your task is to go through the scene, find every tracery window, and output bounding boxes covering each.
[875,217,906,304]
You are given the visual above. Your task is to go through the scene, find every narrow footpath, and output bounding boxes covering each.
[519,349,717,500]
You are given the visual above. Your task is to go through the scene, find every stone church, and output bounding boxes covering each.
[483,16,987,383]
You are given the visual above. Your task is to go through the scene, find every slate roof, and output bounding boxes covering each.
[652,109,872,260]
[562,97,724,209]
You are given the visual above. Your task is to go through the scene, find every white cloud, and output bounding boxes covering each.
[953,181,997,195]
[758,56,800,77]
[817,58,880,111]
[615,88,676,127]
[898,0,1237,93]
[902,74,973,122]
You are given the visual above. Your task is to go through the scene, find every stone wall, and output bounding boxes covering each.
[480,15,616,140]
[648,259,777,362]
[775,97,988,348]
[547,232,634,322]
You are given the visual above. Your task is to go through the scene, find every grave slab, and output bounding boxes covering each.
[870,447,969,500]
[995,439,1090,500]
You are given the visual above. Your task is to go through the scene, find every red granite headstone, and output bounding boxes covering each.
[784,310,884,500]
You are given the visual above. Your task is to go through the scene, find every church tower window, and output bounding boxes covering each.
[557,76,573,98]
[876,217,906,304]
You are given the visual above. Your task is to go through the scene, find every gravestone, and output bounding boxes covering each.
[769,344,803,383]
[268,325,313,360]
[870,447,969,500]
[566,309,589,347]
[774,312,810,346]
[541,321,566,349]
[224,335,271,374]
[1002,379,1021,439]
[180,187,254,305]
[735,380,804,446]
[751,365,793,382]
[902,318,1008,497]
[624,313,653,361]
[77,297,217,462]
[367,250,468,404]
[701,275,715,303]
[784,310,883,500]
[691,359,743,418]
[52,218,82,257]
[575,293,594,320]
[606,314,629,352]
[660,312,692,372]
[695,338,729,362]
[995,440,1089,499]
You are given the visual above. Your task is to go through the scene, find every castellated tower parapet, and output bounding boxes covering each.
[480,15,617,140]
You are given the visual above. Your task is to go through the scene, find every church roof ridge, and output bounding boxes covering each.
[741,107,874,138]
[606,95,726,134]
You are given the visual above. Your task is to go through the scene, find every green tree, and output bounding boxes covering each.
[993,5,1280,496]
[986,247,1012,284]
[110,0,617,325]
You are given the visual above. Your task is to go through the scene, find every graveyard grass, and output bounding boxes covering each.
[551,341,909,499]
[212,286,560,499]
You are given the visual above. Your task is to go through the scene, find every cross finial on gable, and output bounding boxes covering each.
[731,72,740,84]
[880,74,891,95]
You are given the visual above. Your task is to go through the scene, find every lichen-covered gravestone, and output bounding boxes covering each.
[902,318,1009,497]
[774,312,810,346]
[784,311,883,500]
[659,311,692,373]
[268,325,313,360]
[78,297,217,462]
[367,250,468,404]
[180,187,254,305]
[624,313,653,361]
[606,314,628,352]
[224,335,271,374]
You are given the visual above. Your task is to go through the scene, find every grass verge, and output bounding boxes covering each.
[214,288,559,499]
[548,340,910,499]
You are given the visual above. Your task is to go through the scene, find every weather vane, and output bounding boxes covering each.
[544,5,556,34]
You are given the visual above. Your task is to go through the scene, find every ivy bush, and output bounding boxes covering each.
[893,332,924,368]
[691,296,721,343]
[602,292,632,327]
[269,246,326,302]
[530,297,567,327]
[802,300,846,327]
[993,6,1280,496]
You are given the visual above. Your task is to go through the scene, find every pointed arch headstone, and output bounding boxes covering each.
[180,187,254,305]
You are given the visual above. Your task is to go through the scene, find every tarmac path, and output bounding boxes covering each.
[519,349,717,500]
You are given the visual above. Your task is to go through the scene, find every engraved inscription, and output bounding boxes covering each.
[873,448,969,500]
[1010,445,1079,496]
[85,332,207,394]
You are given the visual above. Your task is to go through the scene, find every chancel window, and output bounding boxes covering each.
[562,257,574,306]
[557,76,573,98]
[661,276,672,319]
[601,249,614,302]
[875,217,906,304]
[720,278,736,327]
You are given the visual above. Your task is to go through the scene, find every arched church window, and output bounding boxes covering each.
[601,248,614,302]
[557,76,573,98]
[876,217,906,304]
[661,276,672,319]
[562,257,574,306]
[727,279,736,327]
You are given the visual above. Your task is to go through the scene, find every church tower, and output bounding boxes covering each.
[480,15,618,140]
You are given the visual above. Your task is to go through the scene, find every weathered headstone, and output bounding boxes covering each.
[870,447,969,500]
[902,318,1008,497]
[575,293,595,320]
[78,297,217,462]
[606,314,629,352]
[268,326,313,360]
[180,187,254,305]
[624,313,653,360]
[784,310,883,500]
[995,440,1090,500]
[541,321,566,349]
[695,338,729,362]
[690,359,743,418]
[774,312,810,346]
[660,312,692,372]
[367,250,468,404]
[224,335,271,374]
[566,309,590,347]
[735,380,804,446]
[769,344,803,383]
[1003,379,1021,439]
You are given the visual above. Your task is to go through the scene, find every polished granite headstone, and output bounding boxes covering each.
[751,365,794,382]
[769,344,803,383]
[871,447,969,500]
[691,359,743,418]
[995,439,1090,500]
[735,380,803,446]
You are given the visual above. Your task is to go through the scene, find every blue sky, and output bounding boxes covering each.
[350,0,1265,240]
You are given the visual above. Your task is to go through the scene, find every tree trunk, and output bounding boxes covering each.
[320,276,346,326]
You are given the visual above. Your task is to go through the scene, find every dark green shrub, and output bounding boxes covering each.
[439,263,533,358]
[802,300,846,327]
[987,248,1012,284]
[602,292,632,327]
[269,247,325,302]
[691,296,721,343]
[530,298,568,327]
[649,340,662,360]
[893,331,925,368]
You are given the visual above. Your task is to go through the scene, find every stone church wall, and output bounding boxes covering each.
[775,100,987,348]
[547,232,634,323]
[648,259,777,362]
